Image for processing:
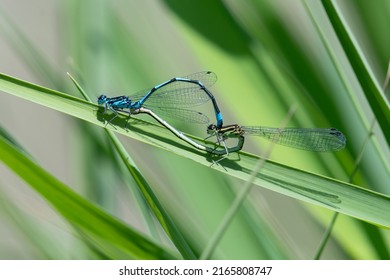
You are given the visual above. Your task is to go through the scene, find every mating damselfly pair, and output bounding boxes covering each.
[97,71,346,160]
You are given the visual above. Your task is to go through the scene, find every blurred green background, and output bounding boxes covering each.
[0,0,389,259]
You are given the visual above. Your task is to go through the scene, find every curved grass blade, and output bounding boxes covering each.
[1,72,390,228]
[321,0,390,143]
[0,133,178,260]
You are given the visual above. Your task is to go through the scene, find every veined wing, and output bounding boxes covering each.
[241,127,346,151]
[128,71,217,108]
[146,106,210,124]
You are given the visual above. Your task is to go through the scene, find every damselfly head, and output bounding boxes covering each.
[97,95,107,104]
[207,124,217,134]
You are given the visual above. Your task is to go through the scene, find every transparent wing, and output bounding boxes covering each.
[146,106,210,124]
[241,127,346,151]
[128,71,217,108]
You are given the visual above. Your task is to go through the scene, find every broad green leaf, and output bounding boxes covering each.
[1,72,390,229]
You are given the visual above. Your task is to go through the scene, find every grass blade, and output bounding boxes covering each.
[321,0,390,143]
[1,72,390,228]
[0,132,177,260]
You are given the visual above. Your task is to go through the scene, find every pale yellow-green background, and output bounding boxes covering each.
[0,0,389,259]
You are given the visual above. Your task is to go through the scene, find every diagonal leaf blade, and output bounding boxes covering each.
[321,0,390,143]
[1,72,390,229]
[0,133,178,260]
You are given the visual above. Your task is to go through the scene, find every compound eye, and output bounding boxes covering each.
[97,95,106,103]
[207,124,216,130]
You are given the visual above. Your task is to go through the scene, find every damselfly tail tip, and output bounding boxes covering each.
[330,128,347,150]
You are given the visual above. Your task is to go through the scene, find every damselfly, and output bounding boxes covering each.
[97,71,223,129]
[207,124,346,153]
